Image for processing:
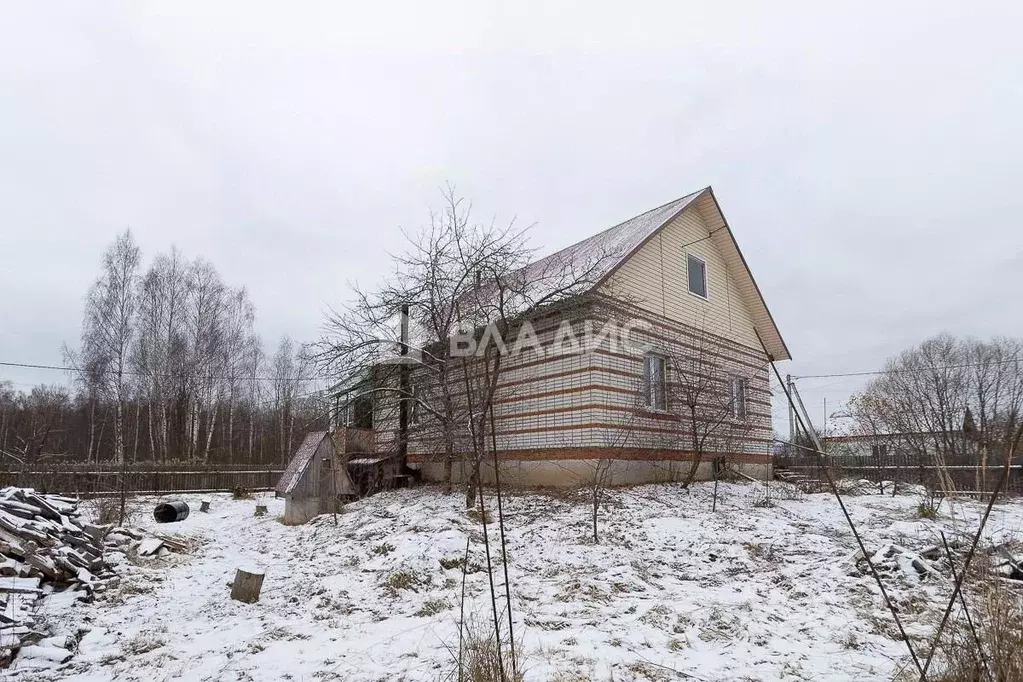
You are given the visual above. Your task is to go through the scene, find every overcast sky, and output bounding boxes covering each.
[2,2,1021,431]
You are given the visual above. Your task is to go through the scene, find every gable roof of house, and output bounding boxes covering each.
[527,186,791,361]
[519,190,704,285]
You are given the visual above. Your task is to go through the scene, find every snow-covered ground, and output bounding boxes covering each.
[15,481,1023,681]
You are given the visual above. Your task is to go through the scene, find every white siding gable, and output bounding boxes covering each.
[599,204,761,350]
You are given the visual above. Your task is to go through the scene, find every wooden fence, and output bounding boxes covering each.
[776,451,1023,496]
[0,463,286,497]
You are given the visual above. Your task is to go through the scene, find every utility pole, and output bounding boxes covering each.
[398,303,410,476]
[823,397,827,439]
[786,374,795,441]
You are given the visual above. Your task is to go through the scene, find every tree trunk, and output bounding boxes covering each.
[227,398,235,465]
[190,402,200,461]
[87,398,96,464]
[97,407,109,462]
[113,360,126,464]
[680,410,702,487]
[278,408,285,465]
[443,437,454,494]
[114,397,125,464]
[247,406,254,464]
[132,401,141,462]
[160,403,168,462]
[203,402,217,462]
[147,401,156,462]
[465,458,481,509]
[980,442,989,492]
[285,405,294,465]
[0,407,8,454]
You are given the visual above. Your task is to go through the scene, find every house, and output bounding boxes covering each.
[342,186,790,489]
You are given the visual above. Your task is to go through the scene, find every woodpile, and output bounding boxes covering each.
[0,487,120,666]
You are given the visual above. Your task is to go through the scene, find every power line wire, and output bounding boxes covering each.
[0,360,318,383]
[794,357,1021,380]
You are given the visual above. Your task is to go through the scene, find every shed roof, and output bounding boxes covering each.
[276,431,328,495]
[348,455,393,466]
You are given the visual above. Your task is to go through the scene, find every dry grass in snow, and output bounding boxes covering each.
[13,481,1023,681]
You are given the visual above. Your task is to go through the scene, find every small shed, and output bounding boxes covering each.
[276,431,356,525]
[347,454,404,495]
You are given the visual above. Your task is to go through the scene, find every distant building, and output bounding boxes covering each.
[823,431,969,459]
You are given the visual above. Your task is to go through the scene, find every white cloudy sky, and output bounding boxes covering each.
[2,1,1022,430]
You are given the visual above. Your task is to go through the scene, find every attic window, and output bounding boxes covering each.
[687,254,707,298]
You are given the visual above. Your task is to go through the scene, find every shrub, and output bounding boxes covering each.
[414,598,451,617]
[931,580,1023,681]
[93,496,140,526]
[232,487,253,500]
[372,542,395,556]
[439,556,464,570]
[122,631,166,655]
[917,503,939,519]
[468,508,493,524]
[447,613,522,682]
[439,556,482,573]
[383,569,429,594]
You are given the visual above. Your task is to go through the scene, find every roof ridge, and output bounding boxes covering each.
[587,189,703,239]
[535,187,706,263]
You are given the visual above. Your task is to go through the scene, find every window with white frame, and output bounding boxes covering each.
[644,354,666,411]
[729,376,747,419]
[687,253,707,298]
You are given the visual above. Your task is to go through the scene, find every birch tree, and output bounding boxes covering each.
[81,230,141,463]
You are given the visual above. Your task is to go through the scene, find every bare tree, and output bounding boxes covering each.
[0,381,14,457]
[660,326,760,487]
[317,185,615,502]
[132,247,190,462]
[315,186,616,681]
[81,230,141,464]
[184,259,227,461]
[850,334,1023,495]
[584,405,640,543]
[271,336,309,464]
[40,234,312,468]
[221,288,257,463]
[5,386,70,481]
[244,340,265,463]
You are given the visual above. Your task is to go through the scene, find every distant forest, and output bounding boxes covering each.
[0,231,324,470]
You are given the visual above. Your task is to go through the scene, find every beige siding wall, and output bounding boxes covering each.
[601,204,761,350]
[365,201,780,487]
[382,299,772,475]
